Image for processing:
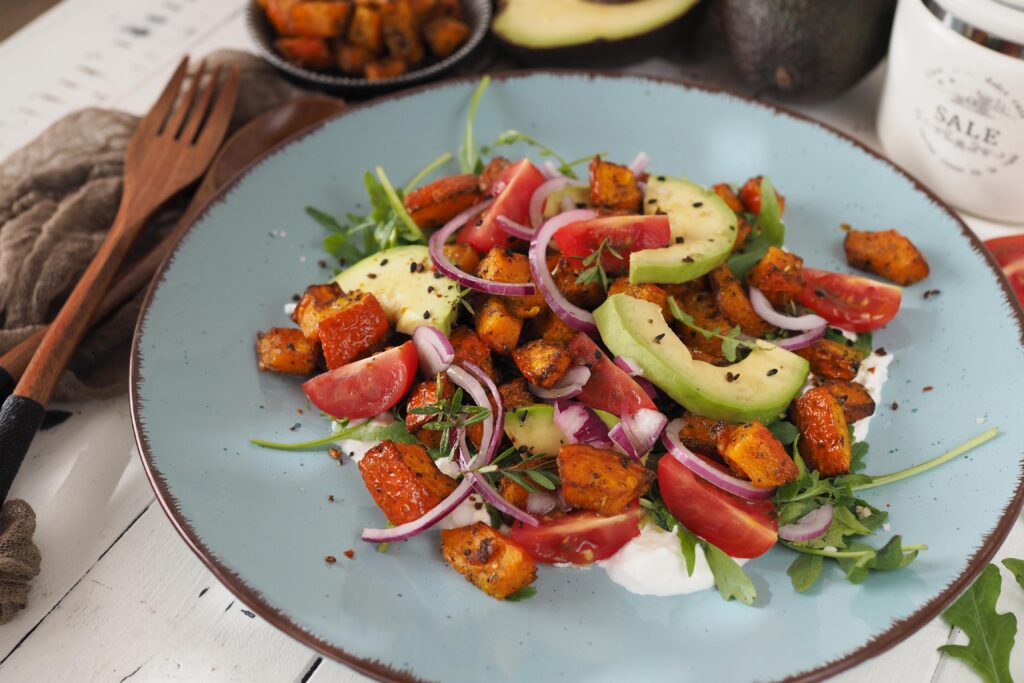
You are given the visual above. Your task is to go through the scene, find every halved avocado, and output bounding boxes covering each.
[493,0,700,67]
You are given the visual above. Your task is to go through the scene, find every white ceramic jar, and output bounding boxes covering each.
[878,0,1024,223]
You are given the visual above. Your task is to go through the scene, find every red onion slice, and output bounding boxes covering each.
[554,400,613,448]
[749,288,827,331]
[530,177,569,229]
[412,326,454,377]
[539,160,562,180]
[662,418,777,500]
[496,215,535,241]
[610,409,666,459]
[458,431,538,527]
[361,478,474,542]
[613,355,658,399]
[461,361,504,463]
[779,504,834,542]
[446,364,496,466]
[529,209,600,333]
[628,151,650,176]
[526,490,559,515]
[528,366,591,400]
[773,324,827,351]
[428,199,537,296]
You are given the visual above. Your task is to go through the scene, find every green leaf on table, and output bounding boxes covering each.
[1003,558,1024,591]
[939,564,1018,683]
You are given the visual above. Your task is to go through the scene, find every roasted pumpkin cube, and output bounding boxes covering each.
[675,413,728,456]
[526,308,576,344]
[265,0,300,34]
[795,338,862,381]
[739,175,786,216]
[348,6,384,53]
[275,37,333,69]
[381,0,425,64]
[719,422,799,487]
[821,380,876,424]
[608,278,671,321]
[364,57,407,81]
[441,523,537,600]
[289,2,351,37]
[406,374,453,431]
[713,183,744,213]
[708,264,774,337]
[256,327,319,375]
[791,387,851,476]
[478,156,511,193]
[423,16,470,59]
[475,296,523,355]
[318,292,390,369]
[558,444,654,516]
[337,43,375,75]
[548,255,604,309]
[450,326,495,379]
[844,228,930,285]
[358,440,459,525]
[405,173,483,230]
[747,246,805,309]
[443,243,481,275]
[498,477,530,509]
[409,0,437,22]
[588,156,641,214]
[512,340,571,389]
[477,247,545,318]
[293,283,354,341]
[498,378,534,410]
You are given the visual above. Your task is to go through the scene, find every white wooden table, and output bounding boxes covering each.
[0,1,1021,681]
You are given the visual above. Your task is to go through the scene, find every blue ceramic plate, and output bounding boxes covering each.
[131,72,1024,682]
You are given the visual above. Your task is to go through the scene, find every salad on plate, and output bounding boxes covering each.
[252,79,996,603]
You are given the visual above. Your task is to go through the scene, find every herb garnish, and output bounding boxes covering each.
[491,129,593,180]
[505,585,538,602]
[573,237,623,291]
[668,296,765,362]
[727,176,785,279]
[824,328,873,359]
[250,418,418,451]
[458,76,490,173]
[475,446,561,493]
[408,376,491,460]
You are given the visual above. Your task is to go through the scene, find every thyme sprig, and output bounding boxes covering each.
[573,237,623,292]
[408,376,490,459]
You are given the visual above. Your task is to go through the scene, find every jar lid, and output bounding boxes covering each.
[938,0,1024,45]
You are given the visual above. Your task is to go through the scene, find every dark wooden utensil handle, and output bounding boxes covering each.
[0,396,46,502]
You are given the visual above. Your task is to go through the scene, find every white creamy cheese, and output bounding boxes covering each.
[436,457,492,529]
[851,350,893,442]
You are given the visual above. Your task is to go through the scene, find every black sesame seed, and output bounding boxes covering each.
[675,236,685,244]
[654,333,665,344]
[767,368,779,376]
[726,372,739,382]
[367,273,377,279]
[291,293,301,302]
[692,201,703,208]
[427,286,435,293]
[682,256,695,263]
[594,350,602,360]
[656,176,666,181]
[647,198,657,205]
[875,347,887,356]
[890,401,899,410]
[814,289,825,298]
[380,259,389,266]
[423,311,431,319]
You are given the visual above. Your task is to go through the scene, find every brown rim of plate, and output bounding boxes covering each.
[129,68,1024,683]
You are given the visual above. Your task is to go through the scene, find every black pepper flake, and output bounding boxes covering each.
[327,495,335,502]
[367,272,377,279]
[675,236,685,244]
[682,256,695,263]
[814,289,825,298]
[922,386,934,392]
[923,289,941,299]
[655,208,668,216]
[726,372,739,382]
[325,555,337,564]
[291,293,301,302]
[343,549,355,559]
[318,260,327,268]
[656,175,666,181]
[427,285,435,293]
[423,311,431,319]
[410,262,417,273]
[890,401,899,410]
[620,457,632,468]
[654,333,665,344]
[692,201,703,208]
[380,259,389,266]
[647,198,657,205]
[433,271,443,279]
[766,368,779,376]
[875,347,887,356]
[289,422,301,431]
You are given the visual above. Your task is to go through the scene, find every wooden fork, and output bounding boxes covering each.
[0,56,239,503]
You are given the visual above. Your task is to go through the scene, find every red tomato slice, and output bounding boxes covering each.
[568,332,657,415]
[552,215,671,274]
[303,341,418,420]
[985,235,1024,304]
[658,454,778,559]
[798,268,902,333]
[508,502,642,564]
[457,159,545,252]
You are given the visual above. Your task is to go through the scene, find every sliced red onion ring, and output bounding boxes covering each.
[662,418,776,500]
[610,409,666,459]
[412,326,453,377]
[612,356,658,399]
[528,365,591,400]
[773,324,827,351]
[539,160,563,180]
[749,288,827,331]
[554,400,612,448]
[529,209,600,333]
[496,215,535,240]
[361,479,474,542]
[458,431,538,527]
[461,361,504,462]
[526,490,559,515]
[428,199,537,296]
[779,504,834,542]
[628,151,650,176]
[446,364,496,465]
[530,177,569,229]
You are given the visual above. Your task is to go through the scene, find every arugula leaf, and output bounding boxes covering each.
[850,437,870,472]
[459,76,490,174]
[727,231,771,281]
[1003,558,1024,591]
[676,525,699,577]
[492,129,580,179]
[824,328,873,359]
[788,553,823,592]
[668,296,761,362]
[374,166,424,243]
[403,152,453,194]
[758,176,784,246]
[505,585,538,602]
[703,542,757,605]
[250,418,417,451]
[940,564,1018,683]
[767,420,800,446]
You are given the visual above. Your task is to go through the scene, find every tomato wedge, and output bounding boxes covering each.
[457,159,545,253]
[798,268,902,333]
[658,454,778,559]
[303,341,418,420]
[508,502,642,564]
[569,332,657,415]
[552,215,671,274]
[985,235,1024,304]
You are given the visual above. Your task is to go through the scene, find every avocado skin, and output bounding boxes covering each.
[722,0,896,101]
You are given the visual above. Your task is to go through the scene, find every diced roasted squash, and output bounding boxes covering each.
[527,308,576,345]
[498,477,530,509]
[293,283,353,341]
[337,43,375,75]
[712,183,744,214]
[821,380,876,424]
[256,327,319,375]
[443,243,481,275]
[558,444,654,516]
[844,228,930,286]
[404,174,483,230]
[589,156,641,214]
[795,338,862,381]
[289,2,352,38]
[423,16,471,59]
[746,246,804,309]
[719,422,799,487]
[498,378,534,410]
[708,264,774,337]
[450,326,495,379]
[381,0,424,64]
[739,175,786,216]
[675,413,728,456]
[548,255,604,309]
[476,247,545,319]
[358,440,458,525]
[266,0,300,34]
[475,296,523,355]
[364,57,407,81]
[512,340,571,389]
[670,290,731,362]
[478,156,511,194]
[433,0,465,19]
[791,387,851,476]
[608,278,671,321]
[441,523,537,600]
[318,292,390,369]
[347,6,384,53]
[275,37,333,69]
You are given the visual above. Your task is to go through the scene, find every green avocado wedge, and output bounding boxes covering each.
[504,404,619,456]
[629,176,737,284]
[594,294,808,423]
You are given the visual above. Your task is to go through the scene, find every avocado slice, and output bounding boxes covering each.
[504,404,619,456]
[493,0,699,67]
[333,245,459,335]
[594,294,808,423]
[628,176,737,284]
